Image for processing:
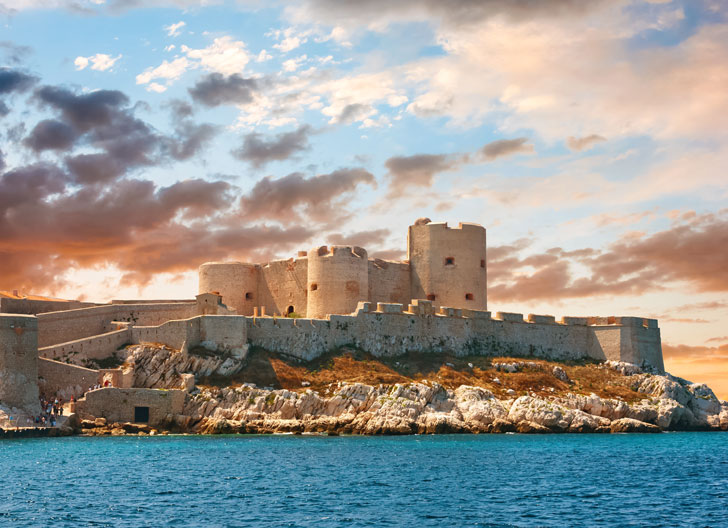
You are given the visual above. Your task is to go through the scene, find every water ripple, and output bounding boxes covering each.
[0,433,726,527]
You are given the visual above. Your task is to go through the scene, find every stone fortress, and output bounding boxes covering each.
[0,219,664,428]
[199,218,488,319]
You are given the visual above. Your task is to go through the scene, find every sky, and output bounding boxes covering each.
[0,0,726,397]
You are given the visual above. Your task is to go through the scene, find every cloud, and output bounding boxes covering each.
[239,168,376,224]
[164,21,186,37]
[488,212,728,303]
[181,36,250,76]
[0,41,32,64]
[0,68,37,95]
[286,0,608,32]
[384,153,459,196]
[232,125,312,168]
[0,70,323,294]
[327,228,391,248]
[256,49,272,62]
[136,57,190,88]
[663,343,728,361]
[74,53,122,72]
[479,137,534,160]
[23,119,78,151]
[330,103,375,125]
[567,134,606,152]
[188,73,259,107]
[137,36,251,91]
[26,84,215,183]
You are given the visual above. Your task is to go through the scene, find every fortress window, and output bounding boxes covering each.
[480,259,485,268]
[445,257,455,266]
[465,293,474,301]
[310,283,318,291]
[245,292,253,300]
[427,294,436,301]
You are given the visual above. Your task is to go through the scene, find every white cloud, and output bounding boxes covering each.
[181,36,250,75]
[256,49,272,62]
[282,54,307,72]
[74,53,122,72]
[136,36,250,89]
[164,21,186,37]
[136,56,190,86]
[147,82,167,93]
[74,56,89,70]
[274,36,304,53]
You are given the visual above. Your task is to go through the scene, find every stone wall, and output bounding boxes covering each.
[368,259,411,306]
[39,328,132,362]
[0,314,40,413]
[132,315,247,353]
[258,257,308,316]
[77,387,185,425]
[131,318,201,350]
[0,297,96,315]
[37,358,100,400]
[37,303,197,347]
[245,303,664,372]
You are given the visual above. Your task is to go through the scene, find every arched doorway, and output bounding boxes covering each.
[287,305,295,316]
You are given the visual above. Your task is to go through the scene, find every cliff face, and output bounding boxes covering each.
[119,345,728,435]
[179,363,727,435]
[121,344,248,390]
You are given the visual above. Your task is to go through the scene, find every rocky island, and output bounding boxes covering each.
[1,219,725,437]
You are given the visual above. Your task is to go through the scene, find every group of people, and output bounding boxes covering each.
[86,380,111,394]
[34,396,65,427]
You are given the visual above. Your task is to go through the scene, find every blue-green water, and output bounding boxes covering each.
[1,433,726,527]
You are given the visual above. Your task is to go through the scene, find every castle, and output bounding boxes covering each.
[199,218,487,318]
[0,219,664,427]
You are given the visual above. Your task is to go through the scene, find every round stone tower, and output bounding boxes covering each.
[0,314,40,414]
[407,218,487,310]
[198,262,258,315]
[306,245,368,319]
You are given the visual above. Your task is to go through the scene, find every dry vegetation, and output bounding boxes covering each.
[199,347,645,403]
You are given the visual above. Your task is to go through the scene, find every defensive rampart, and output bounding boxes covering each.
[245,302,664,372]
[39,328,132,362]
[37,358,101,400]
[36,302,197,347]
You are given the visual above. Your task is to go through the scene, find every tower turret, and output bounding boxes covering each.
[407,218,487,310]
[198,262,258,315]
[306,245,368,319]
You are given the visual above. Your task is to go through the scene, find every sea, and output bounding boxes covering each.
[0,432,726,527]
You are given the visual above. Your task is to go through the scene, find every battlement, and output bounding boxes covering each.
[309,245,368,259]
[411,219,485,233]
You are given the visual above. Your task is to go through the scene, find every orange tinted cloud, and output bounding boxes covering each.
[489,212,728,302]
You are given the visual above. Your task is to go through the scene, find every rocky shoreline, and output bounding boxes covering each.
[6,344,728,438]
[180,370,728,436]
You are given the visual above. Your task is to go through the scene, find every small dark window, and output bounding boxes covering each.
[287,305,294,315]
[245,292,253,300]
[427,294,436,301]
[445,257,455,266]
[311,283,318,291]
[134,406,150,423]
[465,293,474,300]
[480,259,485,268]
